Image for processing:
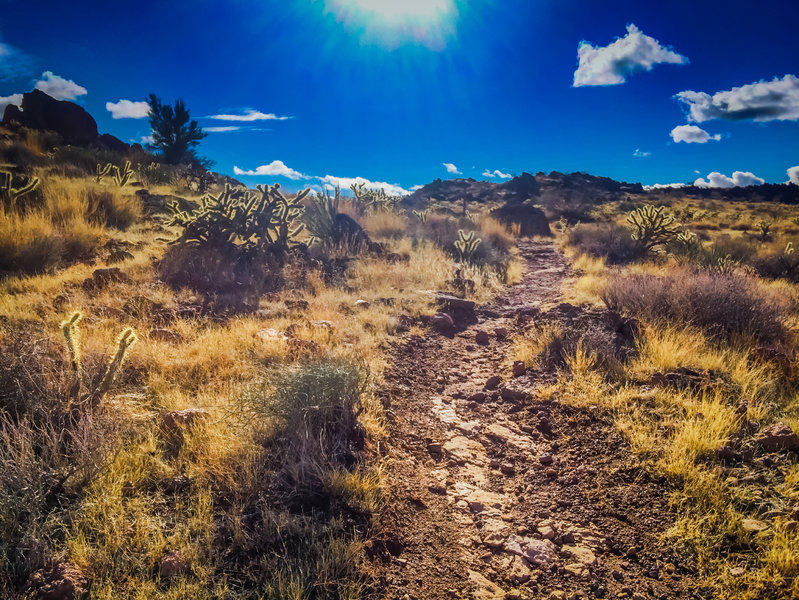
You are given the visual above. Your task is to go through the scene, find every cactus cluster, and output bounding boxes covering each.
[166,182,308,253]
[454,229,482,263]
[96,161,134,186]
[59,311,137,403]
[0,169,40,210]
[626,205,680,252]
[412,208,431,223]
[350,183,399,213]
[757,220,773,242]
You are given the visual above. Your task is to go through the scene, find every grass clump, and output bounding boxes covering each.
[601,269,789,345]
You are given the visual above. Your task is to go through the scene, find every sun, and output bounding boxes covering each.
[325,0,459,49]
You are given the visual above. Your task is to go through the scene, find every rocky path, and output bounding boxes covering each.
[367,240,699,600]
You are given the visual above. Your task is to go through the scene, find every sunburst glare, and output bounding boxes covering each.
[324,0,459,49]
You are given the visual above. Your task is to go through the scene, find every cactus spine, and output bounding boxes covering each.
[0,170,40,210]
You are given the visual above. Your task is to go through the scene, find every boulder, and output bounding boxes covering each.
[512,361,526,377]
[331,213,372,252]
[475,330,490,345]
[432,312,455,333]
[755,422,799,452]
[3,89,98,146]
[491,203,552,237]
[434,293,477,327]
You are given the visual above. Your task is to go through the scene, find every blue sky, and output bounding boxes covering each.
[1,0,797,192]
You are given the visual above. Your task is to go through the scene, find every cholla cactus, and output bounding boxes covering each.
[95,328,137,400]
[413,208,431,223]
[626,205,680,252]
[351,183,399,214]
[1,170,40,210]
[95,162,113,183]
[60,311,83,373]
[454,229,482,263]
[166,182,307,253]
[113,160,134,186]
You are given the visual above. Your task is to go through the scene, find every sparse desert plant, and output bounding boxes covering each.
[626,204,681,253]
[453,229,482,264]
[757,219,773,241]
[305,186,372,255]
[112,160,133,186]
[95,162,113,183]
[567,222,646,264]
[0,169,40,210]
[413,208,431,223]
[601,269,789,344]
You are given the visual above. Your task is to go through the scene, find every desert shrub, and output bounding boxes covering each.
[626,204,680,253]
[601,270,789,344]
[136,161,176,187]
[50,145,123,176]
[361,210,407,240]
[85,188,141,229]
[161,183,308,300]
[304,187,372,255]
[0,142,45,172]
[242,360,364,505]
[567,222,646,264]
[0,317,133,589]
[754,242,799,282]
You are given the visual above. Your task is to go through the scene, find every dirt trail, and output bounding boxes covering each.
[367,240,699,600]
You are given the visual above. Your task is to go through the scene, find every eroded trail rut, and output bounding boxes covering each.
[367,240,698,600]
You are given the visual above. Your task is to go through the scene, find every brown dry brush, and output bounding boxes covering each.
[0,315,136,591]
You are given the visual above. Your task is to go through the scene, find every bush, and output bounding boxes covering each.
[242,360,364,505]
[567,222,646,264]
[0,323,124,590]
[601,270,789,344]
[85,188,141,230]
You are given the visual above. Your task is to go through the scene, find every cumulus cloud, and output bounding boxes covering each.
[208,109,291,121]
[676,74,799,123]
[318,175,410,196]
[0,93,23,113]
[233,160,307,180]
[410,184,424,192]
[140,135,154,144]
[443,162,461,175]
[670,124,721,144]
[787,166,799,185]
[643,183,687,190]
[573,24,687,87]
[633,149,651,157]
[205,126,242,133]
[34,71,87,101]
[482,169,512,179]
[106,99,149,119]
[693,171,765,189]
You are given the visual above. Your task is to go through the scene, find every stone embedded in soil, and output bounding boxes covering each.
[512,361,526,377]
[159,550,188,578]
[539,453,554,465]
[443,436,487,465]
[485,375,502,390]
[432,312,455,332]
[468,570,507,599]
[741,518,769,533]
[476,330,491,345]
[538,525,556,540]
[500,387,528,402]
[26,561,86,600]
[562,545,597,566]
[504,535,559,567]
[755,422,799,452]
[495,327,509,339]
[465,488,505,513]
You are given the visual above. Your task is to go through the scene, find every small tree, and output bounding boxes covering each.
[146,94,206,165]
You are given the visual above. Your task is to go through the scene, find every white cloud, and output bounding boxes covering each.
[693,171,765,189]
[676,74,799,123]
[106,99,149,119]
[318,175,410,196]
[208,109,291,121]
[643,183,687,190]
[482,169,512,179]
[410,184,424,191]
[233,160,307,180]
[443,162,461,174]
[34,71,87,101]
[633,149,651,157]
[0,93,23,114]
[573,24,687,87]
[670,124,721,144]
[140,135,154,145]
[205,126,242,132]
[787,166,799,185]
